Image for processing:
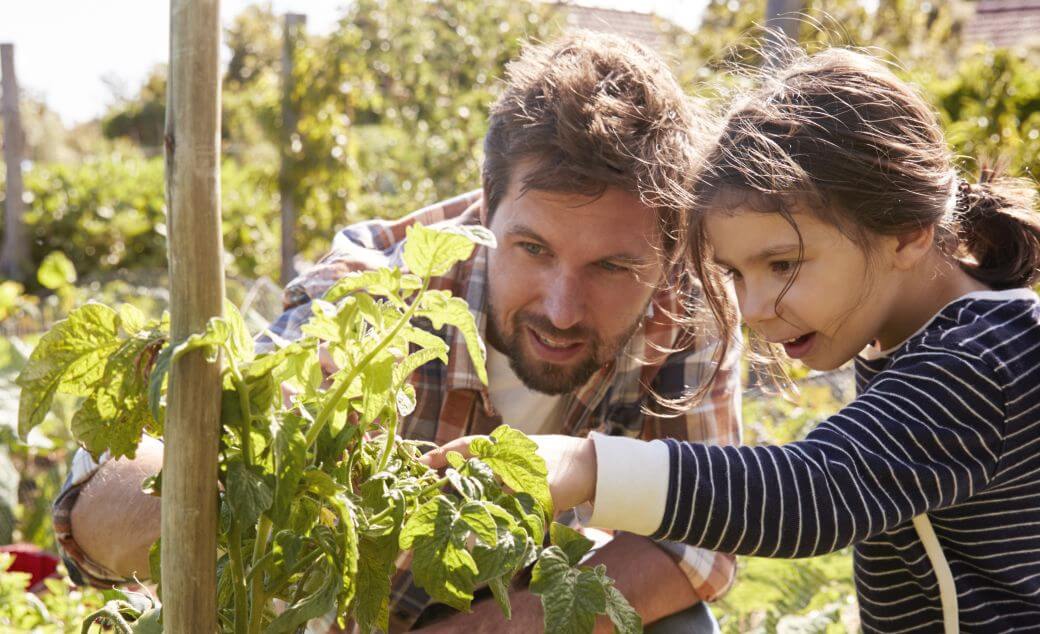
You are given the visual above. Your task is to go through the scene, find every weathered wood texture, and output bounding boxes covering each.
[279,13,305,286]
[162,1,224,631]
[1,43,27,282]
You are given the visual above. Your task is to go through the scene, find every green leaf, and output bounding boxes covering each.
[472,503,529,584]
[604,579,642,634]
[323,267,422,303]
[495,492,544,546]
[399,496,479,612]
[67,334,164,459]
[271,412,307,526]
[171,316,231,364]
[223,299,254,362]
[130,608,163,634]
[37,251,77,290]
[16,303,121,437]
[147,345,173,426]
[148,539,161,588]
[488,575,512,621]
[226,461,273,527]
[550,522,595,567]
[530,546,608,634]
[458,500,498,546]
[266,558,341,634]
[414,290,487,384]
[119,304,146,336]
[360,354,394,425]
[470,425,551,517]
[402,223,483,278]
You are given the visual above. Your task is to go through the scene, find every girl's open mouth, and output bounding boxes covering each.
[782,332,816,359]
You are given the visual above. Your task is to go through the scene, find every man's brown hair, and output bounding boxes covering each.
[482,30,701,261]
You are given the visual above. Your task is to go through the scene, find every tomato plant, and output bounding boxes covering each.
[16,224,639,633]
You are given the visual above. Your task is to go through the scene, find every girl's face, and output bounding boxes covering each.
[705,207,903,371]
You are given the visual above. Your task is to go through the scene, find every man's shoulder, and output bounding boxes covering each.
[282,190,483,309]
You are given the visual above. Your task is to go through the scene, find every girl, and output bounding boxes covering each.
[427,48,1040,632]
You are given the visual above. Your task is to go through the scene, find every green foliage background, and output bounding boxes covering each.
[1,0,1039,631]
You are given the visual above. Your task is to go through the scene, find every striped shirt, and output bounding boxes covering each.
[594,288,1040,632]
[55,191,743,629]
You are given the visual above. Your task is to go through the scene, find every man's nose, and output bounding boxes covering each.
[543,273,586,331]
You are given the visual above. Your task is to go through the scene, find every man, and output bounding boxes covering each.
[53,31,741,632]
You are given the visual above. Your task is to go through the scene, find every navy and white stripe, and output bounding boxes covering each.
[652,289,1040,632]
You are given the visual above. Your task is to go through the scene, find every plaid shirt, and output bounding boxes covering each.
[55,191,742,630]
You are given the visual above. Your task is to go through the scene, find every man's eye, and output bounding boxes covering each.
[520,242,546,256]
[770,260,795,275]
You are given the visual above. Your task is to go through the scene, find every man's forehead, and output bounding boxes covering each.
[501,187,664,256]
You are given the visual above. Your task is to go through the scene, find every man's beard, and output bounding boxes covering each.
[485,303,642,395]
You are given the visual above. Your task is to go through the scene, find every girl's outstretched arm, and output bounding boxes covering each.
[637,346,1005,558]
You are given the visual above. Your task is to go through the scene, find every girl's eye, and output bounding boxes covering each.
[722,267,742,281]
[770,260,795,275]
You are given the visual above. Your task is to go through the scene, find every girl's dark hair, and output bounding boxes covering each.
[686,47,1040,398]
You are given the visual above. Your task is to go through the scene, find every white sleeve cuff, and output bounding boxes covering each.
[581,432,670,535]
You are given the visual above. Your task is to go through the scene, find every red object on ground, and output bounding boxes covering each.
[0,544,60,591]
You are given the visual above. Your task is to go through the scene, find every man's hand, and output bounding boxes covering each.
[70,435,163,580]
[421,433,598,513]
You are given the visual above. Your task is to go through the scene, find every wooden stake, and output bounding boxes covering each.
[1,43,28,282]
[162,1,223,631]
[280,13,305,286]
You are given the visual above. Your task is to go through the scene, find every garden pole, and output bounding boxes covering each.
[279,13,305,286]
[162,1,223,632]
[0,43,28,283]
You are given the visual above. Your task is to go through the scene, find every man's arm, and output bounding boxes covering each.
[414,532,698,634]
[67,436,163,580]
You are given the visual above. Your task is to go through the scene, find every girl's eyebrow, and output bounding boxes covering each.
[713,243,801,267]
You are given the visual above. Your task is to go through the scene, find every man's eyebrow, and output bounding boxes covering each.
[505,222,655,266]
[504,223,545,243]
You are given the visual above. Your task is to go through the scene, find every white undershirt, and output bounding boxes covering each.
[485,346,565,435]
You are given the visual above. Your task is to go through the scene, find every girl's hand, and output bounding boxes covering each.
[421,434,598,513]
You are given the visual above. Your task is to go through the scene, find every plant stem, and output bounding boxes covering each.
[226,353,254,466]
[376,421,399,472]
[247,515,274,634]
[303,278,430,449]
[228,520,249,634]
[419,476,450,498]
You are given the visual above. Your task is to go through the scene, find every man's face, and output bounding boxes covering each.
[485,169,666,394]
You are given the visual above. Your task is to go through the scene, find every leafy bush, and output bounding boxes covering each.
[0,155,281,287]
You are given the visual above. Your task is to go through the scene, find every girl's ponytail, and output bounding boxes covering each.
[956,170,1040,290]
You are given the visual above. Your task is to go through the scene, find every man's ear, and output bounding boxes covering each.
[479,191,489,227]
[891,224,935,271]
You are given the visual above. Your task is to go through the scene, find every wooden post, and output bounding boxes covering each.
[1,43,28,282]
[280,13,305,286]
[162,1,223,632]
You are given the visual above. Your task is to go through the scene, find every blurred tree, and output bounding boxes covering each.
[284,0,558,259]
[101,65,167,151]
[923,45,1040,181]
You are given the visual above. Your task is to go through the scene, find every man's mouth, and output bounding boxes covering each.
[527,327,585,362]
[780,332,816,359]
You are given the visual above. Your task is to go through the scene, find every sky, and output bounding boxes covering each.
[0,0,709,127]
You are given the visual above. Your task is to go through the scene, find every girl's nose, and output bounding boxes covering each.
[739,284,778,326]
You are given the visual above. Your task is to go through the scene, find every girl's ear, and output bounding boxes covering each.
[890,225,935,271]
